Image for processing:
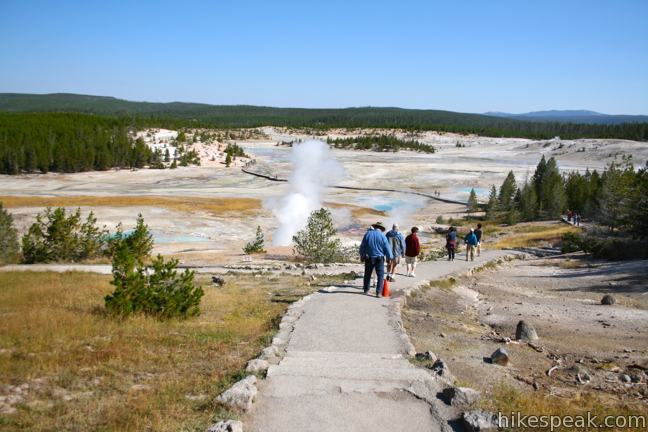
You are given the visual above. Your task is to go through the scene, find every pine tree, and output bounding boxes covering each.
[244,226,266,254]
[79,211,107,259]
[131,137,149,168]
[0,202,19,264]
[467,188,479,213]
[533,155,547,201]
[293,208,343,263]
[518,182,539,221]
[630,163,648,238]
[485,185,498,219]
[565,172,588,214]
[126,214,154,263]
[498,171,517,210]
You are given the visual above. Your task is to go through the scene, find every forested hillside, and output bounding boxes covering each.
[0,113,155,174]
[2,93,647,141]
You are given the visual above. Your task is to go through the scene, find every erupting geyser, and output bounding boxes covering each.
[270,140,345,246]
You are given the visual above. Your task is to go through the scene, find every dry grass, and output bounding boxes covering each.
[482,383,646,432]
[0,195,261,217]
[0,271,318,431]
[491,224,580,249]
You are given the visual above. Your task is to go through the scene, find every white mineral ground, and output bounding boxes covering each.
[1,128,647,265]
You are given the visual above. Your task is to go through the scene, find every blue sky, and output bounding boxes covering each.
[1,0,647,114]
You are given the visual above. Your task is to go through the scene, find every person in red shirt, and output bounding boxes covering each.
[404,227,421,277]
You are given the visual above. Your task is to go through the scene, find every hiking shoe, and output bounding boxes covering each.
[410,273,415,277]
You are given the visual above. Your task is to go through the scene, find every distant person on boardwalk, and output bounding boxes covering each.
[404,227,421,277]
[474,223,483,257]
[574,213,581,226]
[567,209,573,222]
[446,226,457,261]
[386,224,405,282]
[464,228,478,261]
[359,222,394,297]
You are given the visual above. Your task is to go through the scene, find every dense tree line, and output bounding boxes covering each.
[488,156,648,238]
[0,113,158,174]
[2,93,648,141]
[326,135,436,153]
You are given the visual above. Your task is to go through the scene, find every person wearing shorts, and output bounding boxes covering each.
[404,226,421,277]
[474,223,483,257]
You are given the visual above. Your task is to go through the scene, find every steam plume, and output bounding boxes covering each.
[271,140,345,246]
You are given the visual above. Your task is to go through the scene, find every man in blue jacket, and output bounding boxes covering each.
[464,228,478,262]
[359,222,394,297]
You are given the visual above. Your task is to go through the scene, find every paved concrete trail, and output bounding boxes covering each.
[245,250,513,432]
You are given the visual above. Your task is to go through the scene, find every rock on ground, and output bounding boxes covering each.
[216,375,258,412]
[207,420,243,432]
[490,348,510,366]
[442,386,481,407]
[246,359,270,374]
[601,294,616,305]
[515,320,539,341]
[462,410,498,432]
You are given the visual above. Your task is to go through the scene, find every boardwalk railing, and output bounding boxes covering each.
[241,168,481,207]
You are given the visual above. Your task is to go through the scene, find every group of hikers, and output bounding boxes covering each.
[445,223,483,262]
[567,209,581,226]
[359,221,484,297]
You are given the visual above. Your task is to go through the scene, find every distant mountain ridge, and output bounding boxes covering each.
[485,109,648,125]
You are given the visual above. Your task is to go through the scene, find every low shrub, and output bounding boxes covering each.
[21,207,108,263]
[0,202,19,264]
[244,226,266,254]
[105,241,203,319]
[562,231,648,260]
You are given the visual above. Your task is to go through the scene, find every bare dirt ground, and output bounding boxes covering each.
[403,255,648,408]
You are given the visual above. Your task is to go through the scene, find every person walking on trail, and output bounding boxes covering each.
[574,213,581,227]
[386,224,405,282]
[446,226,457,261]
[464,228,478,261]
[359,222,394,297]
[474,223,483,257]
[404,226,421,277]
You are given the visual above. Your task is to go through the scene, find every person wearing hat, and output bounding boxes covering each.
[464,228,479,261]
[359,222,394,297]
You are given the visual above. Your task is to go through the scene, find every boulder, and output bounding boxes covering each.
[462,410,498,432]
[601,294,616,305]
[260,345,280,360]
[246,359,269,374]
[207,420,243,432]
[216,376,257,412]
[415,351,438,362]
[442,386,481,407]
[515,320,538,341]
[490,348,510,366]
